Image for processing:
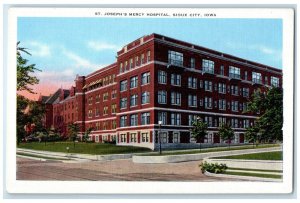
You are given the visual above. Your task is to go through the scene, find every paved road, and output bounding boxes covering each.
[17,157,235,181]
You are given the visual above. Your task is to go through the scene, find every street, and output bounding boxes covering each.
[17,157,233,181]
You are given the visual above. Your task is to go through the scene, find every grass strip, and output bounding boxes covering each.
[224,171,282,179]
[213,151,282,161]
[18,142,151,155]
[17,152,70,160]
[228,167,283,173]
[141,144,280,156]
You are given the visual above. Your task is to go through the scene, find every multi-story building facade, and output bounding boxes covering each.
[42,33,282,149]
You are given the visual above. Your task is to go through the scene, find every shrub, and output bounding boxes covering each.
[199,161,228,174]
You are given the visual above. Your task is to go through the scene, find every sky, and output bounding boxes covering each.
[17,17,282,100]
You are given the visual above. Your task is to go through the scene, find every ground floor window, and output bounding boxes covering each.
[159,132,168,143]
[141,132,149,142]
[234,134,239,143]
[120,134,126,143]
[130,133,137,143]
[173,132,180,143]
[95,136,99,142]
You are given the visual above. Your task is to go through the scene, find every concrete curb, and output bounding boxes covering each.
[132,147,281,163]
[204,171,282,182]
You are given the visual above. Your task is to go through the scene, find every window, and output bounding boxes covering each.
[231,101,239,112]
[190,58,195,69]
[188,77,197,89]
[120,116,127,127]
[141,72,150,85]
[120,97,127,109]
[231,85,239,95]
[119,63,123,73]
[252,72,262,84]
[245,71,248,80]
[88,96,93,105]
[229,66,240,79]
[173,132,180,143]
[141,133,149,142]
[243,119,250,128]
[88,109,93,118]
[158,90,167,104]
[219,99,226,110]
[243,103,248,112]
[271,76,279,87]
[168,50,183,66]
[103,106,108,115]
[95,122,100,130]
[171,74,181,86]
[202,59,214,74]
[103,121,107,130]
[171,113,181,125]
[130,94,138,107]
[141,112,150,125]
[265,76,268,85]
[130,133,137,143]
[231,118,239,128]
[120,134,127,143]
[220,65,224,75]
[125,61,128,70]
[130,76,138,89]
[103,92,109,101]
[135,56,139,66]
[219,117,226,127]
[95,94,100,103]
[204,116,213,127]
[218,83,226,94]
[188,94,197,107]
[204,80,213,91]
[242,88,249,97]
[147,50,151,62]
[171,92,181,106]
[160,132,168,143]
[111,90,117,99]
[120,80,127,92]
[112,120,117,129]
[111,104,117,114]
[158,70,167,84]
[188,114,197,126]
[141,54,145,64]
[142,92,150,104]
[95,108,100,117]
[130,114,138,126]
[158,111,167,125]
[205,97,212,109]
[130,58,133,69]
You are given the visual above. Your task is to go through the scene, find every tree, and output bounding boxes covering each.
[245,124,260,148]
[190,118,208,151]
[16,95,30,144]
[218,123,234,148]
[245,87,283,143]
[17,41,40,93]
[68,123,80,148]
[82,127,93,142]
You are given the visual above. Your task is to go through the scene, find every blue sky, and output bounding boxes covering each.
[17,17,282,98]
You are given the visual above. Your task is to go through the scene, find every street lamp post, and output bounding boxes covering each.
[158,121,162,155]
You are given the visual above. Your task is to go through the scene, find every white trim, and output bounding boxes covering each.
[85,64,117,80]
[155,38,282,75]
[85,82,117,95]
[118,38,153,57]
[117,61,154,77]
[117,124,153,130]
[80,116,116,123]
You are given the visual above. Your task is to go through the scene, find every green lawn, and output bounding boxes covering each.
[140,144,280,156]
[18,142,152,155]
[224,171,282,179]
[214,151,283,160]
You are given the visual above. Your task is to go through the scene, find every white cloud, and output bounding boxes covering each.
[87,40,119,51]
[225,41,280,56]
[35,69,75,82]
[27,41,51,57]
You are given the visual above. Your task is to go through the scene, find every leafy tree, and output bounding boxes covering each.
[82,127,93,142]
[246,87,283,143]
[190,118,208,151]
[245,124,260,148]
[68,123,80,148]
[16,95,30,144]
[218,123,235,148]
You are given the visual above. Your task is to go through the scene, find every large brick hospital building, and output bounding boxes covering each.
[40,33,282,149]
